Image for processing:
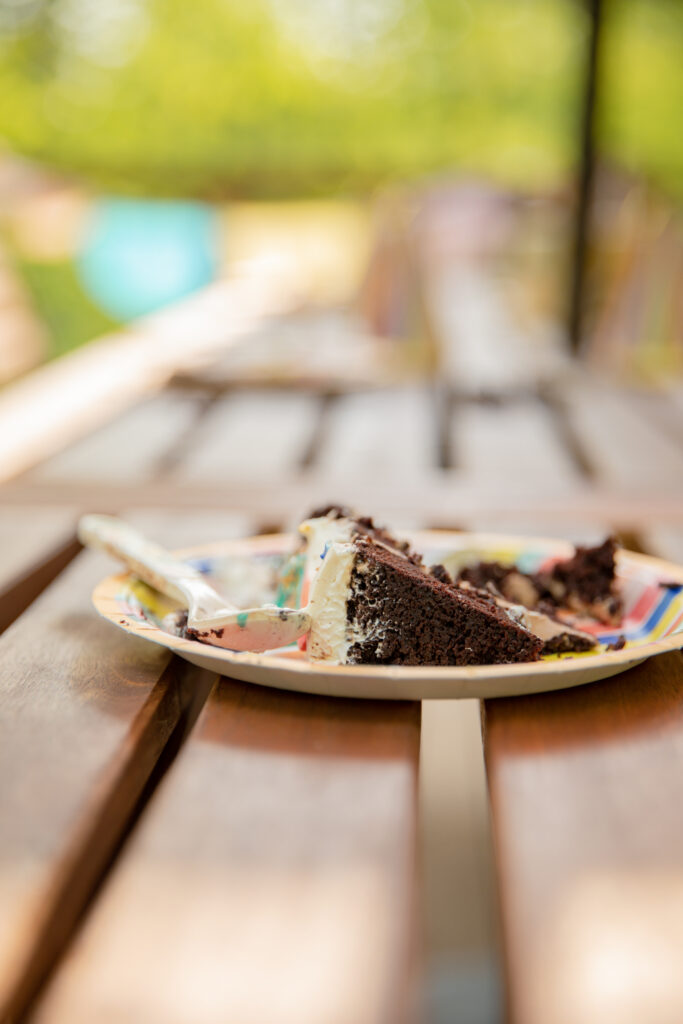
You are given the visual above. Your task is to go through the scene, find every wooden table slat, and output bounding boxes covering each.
[314,388,436,477]
[451,397,582,491]
[562,380,683,489]
[0,507,78,592]
[32,682,421,1024]
[172,390,324,482]
[483,651,683,1024]
[6,478,681,535]
[26,392,205,485]
[0,550,218,1022]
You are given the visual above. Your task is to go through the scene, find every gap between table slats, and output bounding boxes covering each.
[31,681,421,1024]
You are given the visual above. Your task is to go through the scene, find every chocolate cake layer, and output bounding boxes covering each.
[345,541,542,666]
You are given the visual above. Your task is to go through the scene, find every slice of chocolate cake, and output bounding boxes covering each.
[307,537,543,666]
[458,537,622,625]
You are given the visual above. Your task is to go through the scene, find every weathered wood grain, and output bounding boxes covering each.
[483,651,683,1024]
[32,681,421,1024]
[0,549,217,1022]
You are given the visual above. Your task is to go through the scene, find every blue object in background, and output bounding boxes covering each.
[77,199,220,321]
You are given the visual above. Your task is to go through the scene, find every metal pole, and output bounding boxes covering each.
[568,0,604,355]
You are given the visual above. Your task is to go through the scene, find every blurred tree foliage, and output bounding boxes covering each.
[599,0,682,199]
[0,0,680,198]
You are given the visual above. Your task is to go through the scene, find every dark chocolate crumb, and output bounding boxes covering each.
[606,635,627,651]
[429,564,453,585]
[307,503,354,520]
[542,633,596,655]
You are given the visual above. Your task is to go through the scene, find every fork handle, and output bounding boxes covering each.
[78,514,221,608]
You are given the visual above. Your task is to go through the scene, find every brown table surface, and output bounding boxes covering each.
[1,269,682,1024]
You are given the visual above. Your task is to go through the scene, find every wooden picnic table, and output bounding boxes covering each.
[1,266,682,1024]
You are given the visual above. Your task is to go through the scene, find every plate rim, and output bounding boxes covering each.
[92,530,683,682]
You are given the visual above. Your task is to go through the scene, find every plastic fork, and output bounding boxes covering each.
[78,514,311,652]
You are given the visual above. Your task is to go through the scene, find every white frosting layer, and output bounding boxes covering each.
[307,542,355,663]
[299,516,355,592]
[306,541,395,664]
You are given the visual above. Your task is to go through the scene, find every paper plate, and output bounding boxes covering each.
[92,531,683,700]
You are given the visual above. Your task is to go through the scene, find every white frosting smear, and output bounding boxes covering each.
[307,542,355,663]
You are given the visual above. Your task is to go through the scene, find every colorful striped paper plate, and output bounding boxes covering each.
[92,532,683,701]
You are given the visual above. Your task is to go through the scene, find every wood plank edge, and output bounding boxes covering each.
[0,536,82,636]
